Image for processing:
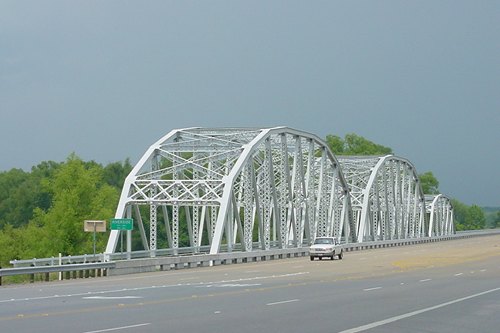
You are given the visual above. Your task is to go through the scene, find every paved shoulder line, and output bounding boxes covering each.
[0,271,309,303]
[339,287,500,333]
[82,323,150,333]
[266,299,299,306]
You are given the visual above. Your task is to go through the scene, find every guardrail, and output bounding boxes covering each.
[108,230,500,276]
[9,243,279,267]
[2,229,499,284]
[0,262,115,286]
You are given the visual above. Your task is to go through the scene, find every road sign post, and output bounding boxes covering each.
[84,220,107,257]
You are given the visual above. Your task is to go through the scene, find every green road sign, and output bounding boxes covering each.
[110,218,133,231]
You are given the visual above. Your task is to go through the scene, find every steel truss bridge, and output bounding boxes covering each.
[105,127,454,256]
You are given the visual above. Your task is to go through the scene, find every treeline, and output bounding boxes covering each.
[326,134,496,231]
[0,134,496,267]
[0,154,132,266]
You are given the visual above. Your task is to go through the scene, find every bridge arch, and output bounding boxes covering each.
[338,155,427,242]
[425,194,455,237]
[105,127,354,255]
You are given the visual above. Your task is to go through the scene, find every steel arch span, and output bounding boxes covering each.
[338,155,429,242]
[105,127,354,255]
[425,194,455,237]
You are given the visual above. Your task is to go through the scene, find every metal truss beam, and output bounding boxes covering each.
[105,129,456,257]
[105,127,353,255]
[338,155,434,242]
[426,194,455,237]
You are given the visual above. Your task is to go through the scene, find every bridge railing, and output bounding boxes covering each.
[8,242,287,268]
[7,230,498,269]
[0,262,115,285]
[2,230,499,285]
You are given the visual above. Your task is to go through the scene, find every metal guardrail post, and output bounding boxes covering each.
[30,264,35,283]
[45,264,50,282]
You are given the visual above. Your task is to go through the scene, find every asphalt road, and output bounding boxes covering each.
[1,235,499,333]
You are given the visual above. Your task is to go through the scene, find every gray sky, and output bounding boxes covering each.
[1,1,499,207]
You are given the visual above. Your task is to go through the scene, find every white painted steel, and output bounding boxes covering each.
[426,194,455,237]
[105,129,456,257]
[338,156,429,242]
[105,127,353,256]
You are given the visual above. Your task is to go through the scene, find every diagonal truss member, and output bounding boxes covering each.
[425,194,455,237]
[338,155,429,242]
[105,127,354,255]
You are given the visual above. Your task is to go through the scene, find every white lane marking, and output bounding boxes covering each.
[266,299,299,306]
[82,323,150,333]
[363,287,382,291]
[454,273,463,276]
[338,287,500,333]
[419,279,432,282]
[83,296,143,300]
[480,269,487,272]
[0,272,309,303]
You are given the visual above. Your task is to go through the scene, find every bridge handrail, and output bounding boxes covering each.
[1,230,499,281]
[0,262,116,277]
[7,230,499,270]
[9,246,212,267]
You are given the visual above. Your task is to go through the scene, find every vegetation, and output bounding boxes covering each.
[326,133,393,156]
[0,133,495,267]
[483,207,500,229]
[324,133,492,232]
[0,155,132,267]
[419,171,440,195]
[452,200,487,231]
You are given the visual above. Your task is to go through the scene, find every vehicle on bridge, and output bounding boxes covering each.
[309,237,344,261]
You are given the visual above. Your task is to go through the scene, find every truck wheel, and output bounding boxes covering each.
[338,250,343,260]
[310,256,314,261]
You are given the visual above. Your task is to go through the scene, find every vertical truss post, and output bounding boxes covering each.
[304,139,315,243]
[266,138,280,249]
[278,134,289,248]
[150,153,159,257]
[242,164,254,251]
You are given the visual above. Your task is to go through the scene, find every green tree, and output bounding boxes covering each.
[451,199,467,231]
[0,161,60,229]
[465,205,486,230]
[452,199,486,230]
[325,135,345,155]
[0,168,29,229]
[28,154,119,256]
[326,133,392,156]
[419,171,440,194]
[0,225,22,265]
[102,158,133,189]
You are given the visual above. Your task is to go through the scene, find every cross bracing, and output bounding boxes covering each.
[425,194,455,237]
[105,127,354,255]
[337,155,429,242]
[105,128,455,256]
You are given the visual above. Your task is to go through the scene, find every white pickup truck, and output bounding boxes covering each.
[309,237,344,261]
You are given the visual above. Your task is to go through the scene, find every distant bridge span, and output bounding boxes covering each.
[105,127,454,256]
[338,155,426,242]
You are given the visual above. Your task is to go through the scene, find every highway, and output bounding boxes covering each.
[1,235,499,333]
